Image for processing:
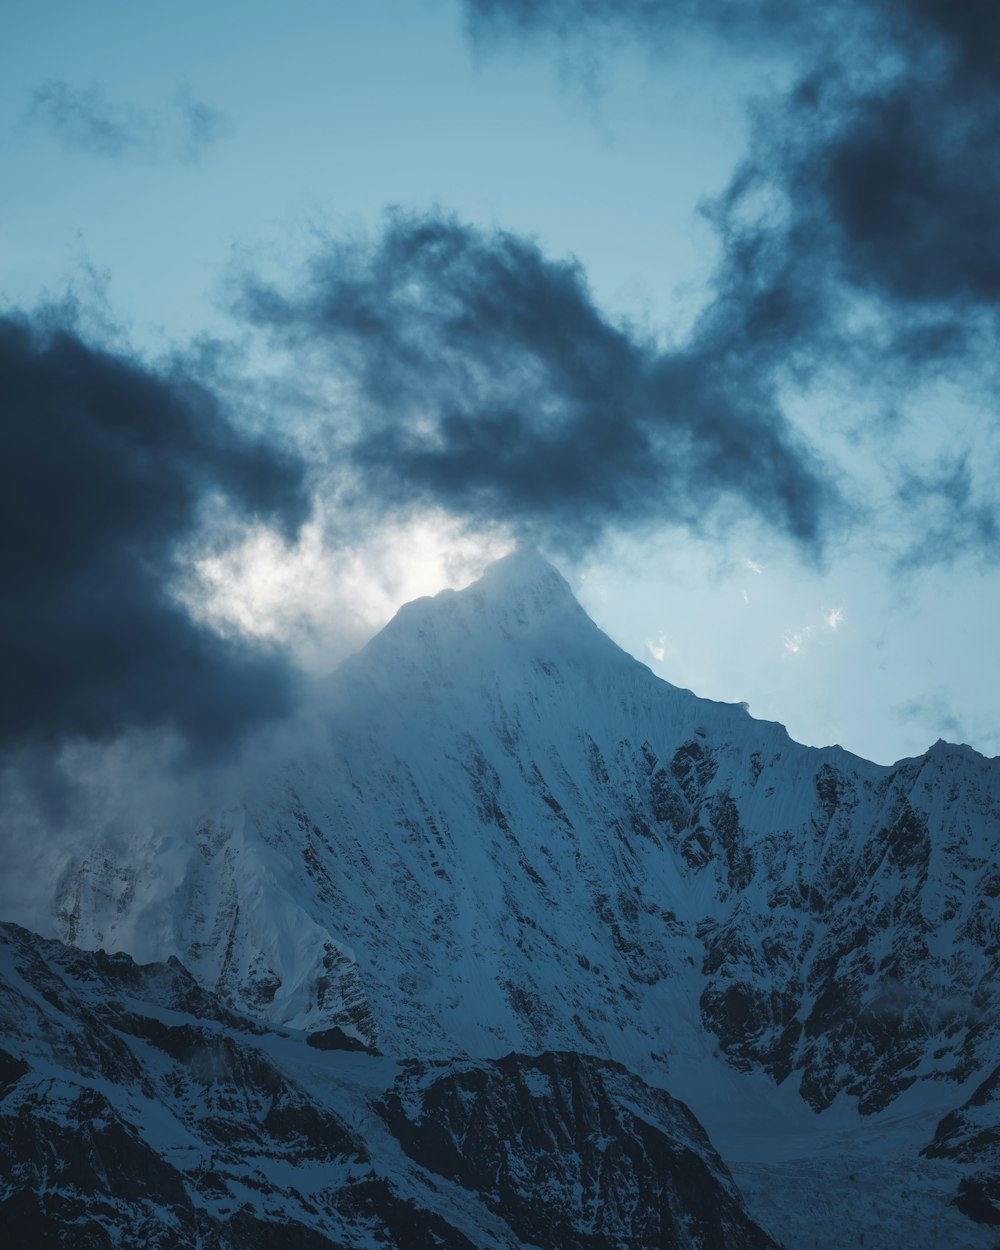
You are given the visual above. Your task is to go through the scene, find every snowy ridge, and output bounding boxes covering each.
[41,549,1000,1244]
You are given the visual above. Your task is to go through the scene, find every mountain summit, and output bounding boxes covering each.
[361,547,613,680]
[473,545,574,597]
[41,552,1000,1245]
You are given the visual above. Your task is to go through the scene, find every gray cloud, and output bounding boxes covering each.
[463,0,1000,561]
[238,210,837,557]
[28,80,227,163]
[0,299,309,919]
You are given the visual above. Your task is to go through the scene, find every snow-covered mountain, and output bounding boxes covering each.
[15,549,1000,1245]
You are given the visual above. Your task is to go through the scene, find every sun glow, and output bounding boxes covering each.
[179,509,513,672]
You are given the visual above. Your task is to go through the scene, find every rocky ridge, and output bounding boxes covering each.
[0,921,781,1249]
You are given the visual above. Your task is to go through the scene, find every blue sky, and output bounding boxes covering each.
[3,0,999,766]
[2,0,748,345]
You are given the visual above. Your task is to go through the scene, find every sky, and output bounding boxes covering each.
[2,0,1000,785]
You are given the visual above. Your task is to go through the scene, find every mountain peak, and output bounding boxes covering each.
[355,545,614,682]
[456,546,596,640]
[476,546,574,603]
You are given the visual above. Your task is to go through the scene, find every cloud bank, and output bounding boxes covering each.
[0,313,307,757]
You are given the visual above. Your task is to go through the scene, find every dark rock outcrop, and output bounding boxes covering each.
[377,1051,782,1250]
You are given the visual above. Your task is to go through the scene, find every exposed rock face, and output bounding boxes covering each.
[378,1051,782,1250]
[0,923,364,1248]
[0,923,781,1250]
[925,1064,1000,1223]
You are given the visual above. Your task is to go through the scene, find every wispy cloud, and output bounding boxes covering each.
[645,635,668,662]
[783,603,845,652]
[29,80,155,159]
[173,81,227,161]
[895,453,1000,569]
[28,79,227,163]
[894,692,970,745]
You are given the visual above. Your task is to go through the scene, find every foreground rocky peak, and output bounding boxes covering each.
[0,924,782,1250]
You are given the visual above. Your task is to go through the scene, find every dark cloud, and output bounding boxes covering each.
[28,80,227,163]
[468,0,1000,339]
[0,313,307,756]
[719,44,1000,329]
[239,211,836,555]
[463,0,1000,558]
